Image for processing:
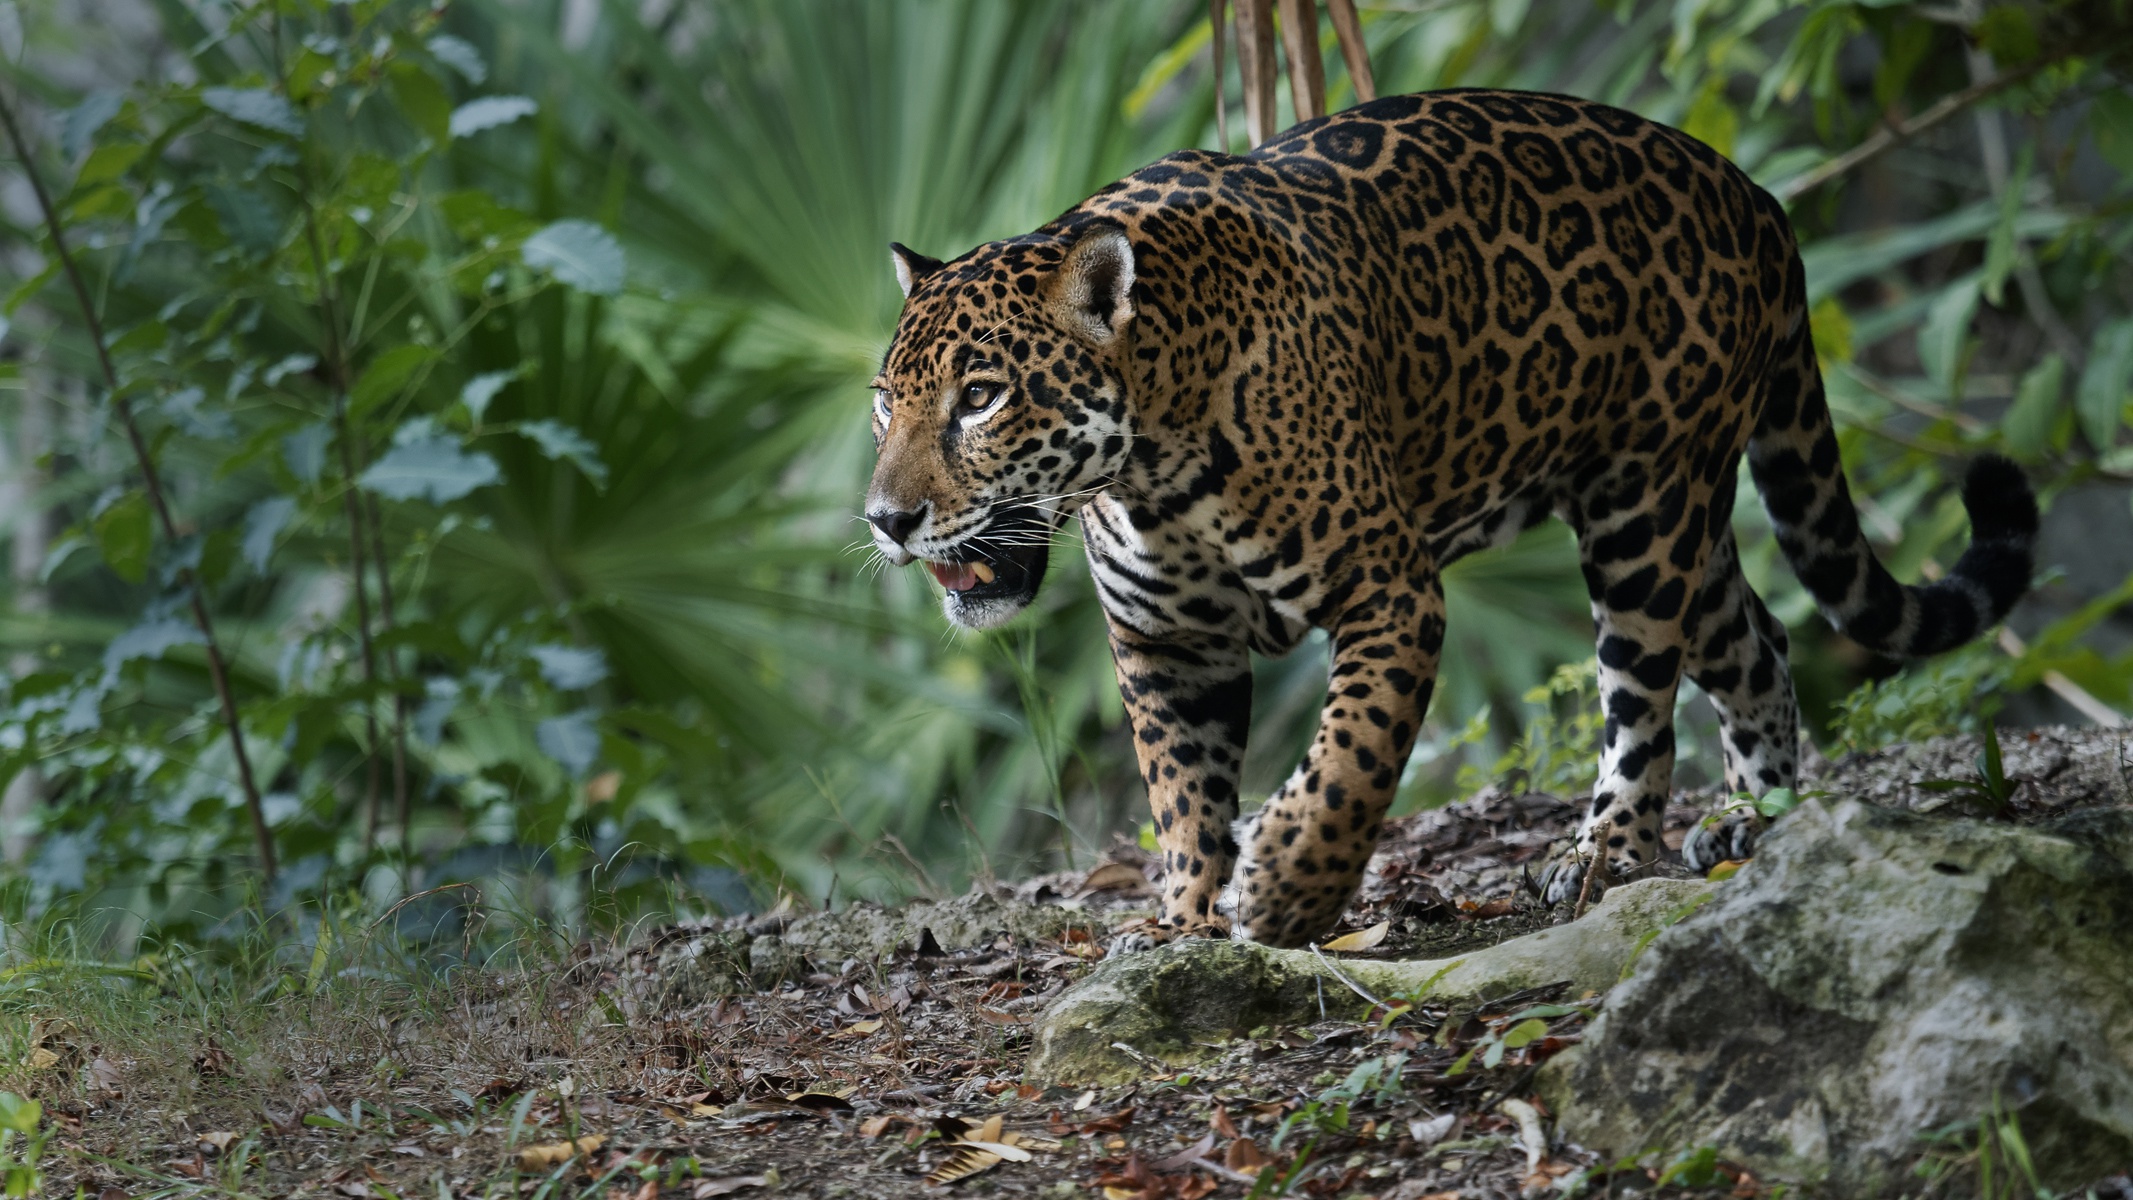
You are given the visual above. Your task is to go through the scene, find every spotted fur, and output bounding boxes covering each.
[865,89,2037,949]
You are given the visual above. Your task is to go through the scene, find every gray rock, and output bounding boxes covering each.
[1028,877,1710,1085]
[1544,798,2133,1193]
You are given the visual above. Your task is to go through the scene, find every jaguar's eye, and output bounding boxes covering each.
[959,382,1003,414]
[872,390,892,423]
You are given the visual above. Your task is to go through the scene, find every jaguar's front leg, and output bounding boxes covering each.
[1106,620,1254,936]
[1231,565,1445,948]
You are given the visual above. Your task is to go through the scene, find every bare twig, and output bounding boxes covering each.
[1276,0,1327,121]
[1326,0,1376,103]
[0,86,277,879]
[1777,51,2067,202]
[1232,0,1278,147]
[1209,0,1230,151]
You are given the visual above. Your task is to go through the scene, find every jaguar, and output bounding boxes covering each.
[863,88,2036,949]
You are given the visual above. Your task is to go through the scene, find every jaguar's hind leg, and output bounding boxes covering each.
[1680,528,1800,869]
[1544,467,1716,904]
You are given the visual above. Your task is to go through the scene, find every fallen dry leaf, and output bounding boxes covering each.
[692,1173,771,1197]
[197,1131,239,1154]
[973,1006,1032,1026]
[1079,861,1152,894]
[857,1115,895,1138]
[786,1092,855,1113]
[1210,1105,1239,1139]
[1150,1132,1216,1170]
[88,1056,123,1097]
[24,1047,59,1071]
[829,1018,882,1039]
[1225,1137,1269,1172]
[517,1135,604,1169]
[926,1143,1005,1186]
[1319,920,1390,952]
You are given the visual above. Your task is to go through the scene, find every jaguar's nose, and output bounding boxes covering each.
[867,503,927,546]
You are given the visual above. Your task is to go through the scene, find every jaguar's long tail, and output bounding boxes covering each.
[1748,255,2037,658]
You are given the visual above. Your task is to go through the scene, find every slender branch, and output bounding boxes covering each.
[271,11,390,851]
[365,492,411,840]
[0,86,277,879]
[1777,51,2066,202]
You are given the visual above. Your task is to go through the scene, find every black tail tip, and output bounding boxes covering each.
[1960,455,2039,543]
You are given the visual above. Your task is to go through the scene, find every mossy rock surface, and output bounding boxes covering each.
[1028,876,1710,1085]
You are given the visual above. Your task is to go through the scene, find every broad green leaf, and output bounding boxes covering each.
[350,344,437,418]
[93,490,153,584]
[2094,92,2133,175]
[0,1093,39,1135]
[1754,787,1801,819]
[1683,80,1738,159]
[61,90,124,160]
[537,709,602,776]
[1917,275,1980,391]
[1489,0,1532,38]
[1980,146,2030,307]
[242,496,296,574]
[102,616,205,676]
[531,644,610,691]
[67,184,134,222]
[4,261,57,315]
[1809,296,1852,364]
[201,86,303,137]
[359,437,502,503]
[2003,355,2065,458]
[517,419,610,486]
[74,141,144,189]
[282,422,330,484]
[1976,6,2038,65]
[449,95,538,138]
[389,66,452,144]
[1501,1017,1551,1049]
[460,371,514,423]
[2077,319,2133,453]
[429,34,488,83]
[522,219,625,295]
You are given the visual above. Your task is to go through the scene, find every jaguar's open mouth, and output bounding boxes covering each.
[922,512,1053,629]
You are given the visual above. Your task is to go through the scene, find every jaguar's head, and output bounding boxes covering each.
[865,222,1139,629]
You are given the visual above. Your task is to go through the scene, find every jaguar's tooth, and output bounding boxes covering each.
[971,562,996,584]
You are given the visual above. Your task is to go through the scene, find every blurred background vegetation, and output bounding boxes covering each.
[1,0,2129,952]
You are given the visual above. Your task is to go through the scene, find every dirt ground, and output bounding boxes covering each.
[14,727,2133,1199]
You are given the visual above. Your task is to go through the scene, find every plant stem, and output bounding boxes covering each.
[366,492,411,840]
[272,9,391,853]
[0,86,277,880]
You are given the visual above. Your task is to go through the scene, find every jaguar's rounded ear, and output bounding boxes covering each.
[890,242,945,298]
[1045,224,1136,346]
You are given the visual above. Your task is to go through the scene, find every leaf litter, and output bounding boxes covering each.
[12,728,2133,1198]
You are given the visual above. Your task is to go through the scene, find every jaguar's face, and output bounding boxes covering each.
[864,224,1139,630]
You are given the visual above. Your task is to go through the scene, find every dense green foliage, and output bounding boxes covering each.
[3,0,2131,945]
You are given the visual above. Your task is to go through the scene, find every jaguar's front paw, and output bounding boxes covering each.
[1539,843,1604,907]
[1682,806,1762,872]
[1104,914,1231,958]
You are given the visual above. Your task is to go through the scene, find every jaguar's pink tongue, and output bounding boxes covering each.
[928,561,978,591]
